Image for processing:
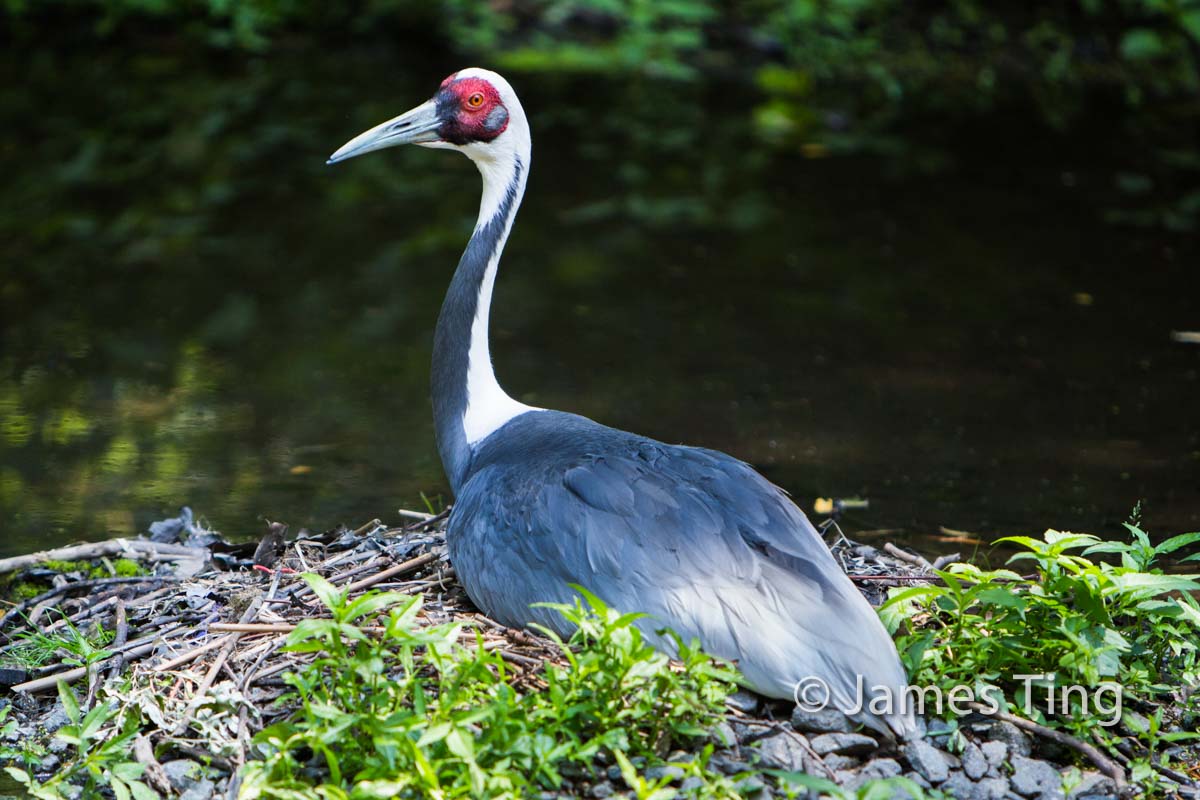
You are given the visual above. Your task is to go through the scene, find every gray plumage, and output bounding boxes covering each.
[328,67,918,740]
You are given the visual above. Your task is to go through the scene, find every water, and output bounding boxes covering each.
[2,43,1198,560]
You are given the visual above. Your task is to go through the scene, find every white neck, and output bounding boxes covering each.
[459,89,540,446]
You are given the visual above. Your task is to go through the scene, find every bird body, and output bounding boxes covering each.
[329,68,917,739]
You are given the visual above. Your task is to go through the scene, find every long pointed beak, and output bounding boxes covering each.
[327,100,443,165]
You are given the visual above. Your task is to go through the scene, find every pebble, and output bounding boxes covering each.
[709,721,737,747]
[725,690,760,715]
[940,771,976,799]
[987,720,1033,757]
[710,755,752,775]
[1009,755,1064,799]
[981,740,1008,769]
[40,703,69,732]
[904,739,950,784]
[644,765,684,782]
[962,741,988,780]
[976,777,1010,800]
[842,757,903,791]
[162,760,203,793]
[789,706,852,734]
[179,779,215,800]
[752,731,808,771]
[589,781,614,798]
[904,770,932,789]
[808,732,878,756]
[1067,771,1118,800]
[822,754,860,771]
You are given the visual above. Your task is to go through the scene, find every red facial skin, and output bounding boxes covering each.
[435,74,509,145]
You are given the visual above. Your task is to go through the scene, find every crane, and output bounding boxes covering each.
[328,68,917,739]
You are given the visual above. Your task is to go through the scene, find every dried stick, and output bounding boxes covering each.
[0,540,207,576]
[0,576,184,638]
[966,703,1126,787]
[343,552,440,594]
[106,600,128,683]
[883,543,934,571]
[154,636,231,672]
[170,596,264,736]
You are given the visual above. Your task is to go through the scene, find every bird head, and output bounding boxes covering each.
[327,68,525,166]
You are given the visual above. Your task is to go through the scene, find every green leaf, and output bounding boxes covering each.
[111,777,131,800]
[299,572,344,613]
[57,681,80,724]
[977,587,1026,610]
[1155,532,1200,555]
[111,762,145,782]
[3,767,30,785]
[128,780,161,800]
[1121,29,1167,61]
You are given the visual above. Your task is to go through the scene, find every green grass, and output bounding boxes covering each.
[1,615,114,671]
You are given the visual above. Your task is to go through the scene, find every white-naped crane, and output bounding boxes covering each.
[328,68,917,739]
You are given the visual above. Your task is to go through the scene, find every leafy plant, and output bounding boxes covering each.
[3,681,159,800]
[240,574,744,798]
[2,614,114,670]
[880,523,1200,744]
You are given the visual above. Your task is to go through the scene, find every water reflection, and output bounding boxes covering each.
[1,44,1197,558]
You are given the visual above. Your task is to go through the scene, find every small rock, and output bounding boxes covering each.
[41,702,70,732]
[753,732,808,771]
[859,758,903,780]
[790,706,853,734]
[1009,755,1063,799]
[179,779,215,800]
[710,756,752,775]
[962,742,988,780]
[644,765,684,782]
[0,668,29,687]
[162,760,203,793]
[726,690,760,715]
[1066,771,1117,800]
[39,755,61,772]
[709,721,737,747]
[842,758,903,791]
[822,754,860,771]
[987,720,1032,757]
[679,777,703,792]
[975,777,1010,800]
[904,739,950,784]
[981,741,1008,768]
[809,732,878,757]
[589,781,614,798]
[904,771,932,789]
[941,771,976,799]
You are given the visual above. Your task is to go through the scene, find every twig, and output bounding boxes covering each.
[343,552,440,594]
[12,640,160,693]
[0,576,184,639]
[155,636,232,672]
[883,543,934,571]
[106,600,128,682]
[351,519,383,537]
[0,539,208,576]
[169,596,264,736]
[966,703,1126,787]
[930,553,961,571]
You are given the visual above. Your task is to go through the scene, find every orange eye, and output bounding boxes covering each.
[466,92,485,109]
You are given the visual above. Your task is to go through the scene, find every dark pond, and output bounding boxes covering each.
[2,42,1198,561]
